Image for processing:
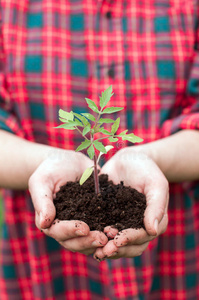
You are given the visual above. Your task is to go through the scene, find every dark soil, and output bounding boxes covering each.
[54,174,146,231]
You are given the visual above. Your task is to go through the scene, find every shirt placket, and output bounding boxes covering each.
[90,0,124,97]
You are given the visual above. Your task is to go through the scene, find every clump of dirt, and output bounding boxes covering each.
[54,174,146,231]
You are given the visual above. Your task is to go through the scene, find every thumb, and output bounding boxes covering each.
[29,174,56,230]
[144,187,169,236]
[100,159,120,184]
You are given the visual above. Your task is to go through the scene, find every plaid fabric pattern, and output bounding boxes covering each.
[0,0,199,299]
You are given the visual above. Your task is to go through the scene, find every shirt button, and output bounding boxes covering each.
[108,68,115,78]
[106,11,112,19]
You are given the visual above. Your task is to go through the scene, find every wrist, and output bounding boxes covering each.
[133,143,159,164]
[24,141,56,183]
[122,143,160,166]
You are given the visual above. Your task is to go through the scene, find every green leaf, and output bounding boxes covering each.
[122,134,143,143]
[102,106,124,114]
[85,98,99,113]
[73,113,89,126]
[54,123,77,130]
[68,120,84,127]
[93,141,107,153]
[98,118,114,124]
[55,120,84,128]
[108,137,118,142]
[83,124,91,136]
[81,113,96,122]
[97,145,114,163]
[94,125,102,133]
[80,167,94,185]
[87,144,95,159]
[111,117,120,134]
[118,130,128,136]
[54,124,76,130]
[98,128,112,135]
[59,109,74,121]
[99,85,114,109]
[59,117,69,123]
[75,140,91,152]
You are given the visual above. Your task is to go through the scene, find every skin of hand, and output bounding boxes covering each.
[1,130,198,258]
[29,150,108,255]
[93,147,169,261]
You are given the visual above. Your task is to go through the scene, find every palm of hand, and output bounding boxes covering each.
[93,147,169,260]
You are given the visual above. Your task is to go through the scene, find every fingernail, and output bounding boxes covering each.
[94,255,106,262]
[94,255,102,262]
[107,232,114,238]
[75,230,87,236]
[154,219,159,234]
[108,251,118,257]
[92,240,102,247]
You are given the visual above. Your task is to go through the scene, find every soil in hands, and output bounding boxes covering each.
[54,174,146,231]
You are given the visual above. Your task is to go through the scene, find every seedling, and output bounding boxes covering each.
[55,86,143,194]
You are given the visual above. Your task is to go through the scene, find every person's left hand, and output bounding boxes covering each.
[93,147,169,261]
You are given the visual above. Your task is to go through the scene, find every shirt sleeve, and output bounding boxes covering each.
[0,10,23,136]
[161,8,199,138]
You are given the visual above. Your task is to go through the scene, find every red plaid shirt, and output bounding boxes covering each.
[0,0,199,299]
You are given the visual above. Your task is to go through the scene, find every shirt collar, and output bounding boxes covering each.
[97,0,123,18]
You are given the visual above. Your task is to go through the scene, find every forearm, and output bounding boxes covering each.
[0,130,53,190]
[138,129,199,182]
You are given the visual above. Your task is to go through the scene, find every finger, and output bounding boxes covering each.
[104,226,118,239]
[93,248,106,262]
[113,228,151,246]
[41,220,90,240]
[94,240,118,260]
[144,179,169,236]
[60,231,108,253]
[156,211,168,235]
[93,240,149,260]
[101,159,120,184]
[112,216,168,247]
[122,208,168,244]
[106,242,149,259]
[29,174,56,229]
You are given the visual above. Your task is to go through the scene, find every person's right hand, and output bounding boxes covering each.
[28,149,108,255]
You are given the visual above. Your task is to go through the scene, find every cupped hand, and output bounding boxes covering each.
[29,149,108,255]
[93,147,169,260]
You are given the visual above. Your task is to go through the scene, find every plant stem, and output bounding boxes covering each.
[75,126,89,140]
[91,112,102,195]
[93,153,100,195]
[93,110,102,133]
[96,134,119,141]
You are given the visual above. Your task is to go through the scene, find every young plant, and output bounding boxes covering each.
[55,86,143,194]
